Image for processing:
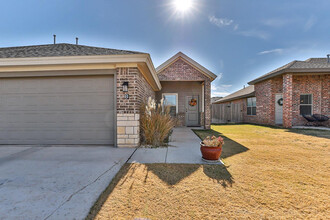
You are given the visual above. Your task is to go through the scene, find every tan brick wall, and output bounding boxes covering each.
[116,67,155,147]
[117,113,140,147]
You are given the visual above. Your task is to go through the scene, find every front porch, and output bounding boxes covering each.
[156,81,207,128]
[155,52,216,129]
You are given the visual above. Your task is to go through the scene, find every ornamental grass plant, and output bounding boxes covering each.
[140,97,175,147]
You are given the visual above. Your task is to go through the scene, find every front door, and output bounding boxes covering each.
[275,94,283,125]
[185,96,199,126]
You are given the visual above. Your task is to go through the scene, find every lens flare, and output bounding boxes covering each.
[173,0,193,13]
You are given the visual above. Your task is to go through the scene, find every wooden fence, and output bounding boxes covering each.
[211,103,242,124]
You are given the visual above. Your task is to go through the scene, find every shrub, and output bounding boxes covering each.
[140,97,175,147]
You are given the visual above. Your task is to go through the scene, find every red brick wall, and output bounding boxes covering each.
[158,58,210,81]
[213,74,329,128]
[116,67,155,114]
[158,58,212,128]
[291,74,329,127]
[252,76,283,126]
[321,75,330,127]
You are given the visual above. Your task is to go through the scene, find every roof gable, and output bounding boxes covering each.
[156,52,217,81]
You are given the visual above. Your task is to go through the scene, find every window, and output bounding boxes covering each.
[162,93,178,117]
[300,94,312,115]
[247,97,256,116]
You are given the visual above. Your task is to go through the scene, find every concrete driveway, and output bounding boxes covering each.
[0,145,135,220]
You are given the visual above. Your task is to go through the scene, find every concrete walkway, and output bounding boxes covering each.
[128,127,223,164]
[292,126,330,131]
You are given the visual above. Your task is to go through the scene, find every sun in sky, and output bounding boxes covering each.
[173,0,193,13]
[170,0,198,18]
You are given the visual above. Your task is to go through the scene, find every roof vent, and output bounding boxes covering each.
[53,34,56,44]
[76,37,79,45]
[327,54,330,63]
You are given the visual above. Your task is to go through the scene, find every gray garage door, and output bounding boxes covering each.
[0,75,114,145]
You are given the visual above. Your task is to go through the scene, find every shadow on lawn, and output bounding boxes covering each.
[286,128,330,140]
[145,164,234,187]
[192,129,249,159]
[86,163,234,219]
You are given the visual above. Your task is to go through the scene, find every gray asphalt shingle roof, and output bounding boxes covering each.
[249,57,330,84]
[0,43,143,58]
[214,85,255,104]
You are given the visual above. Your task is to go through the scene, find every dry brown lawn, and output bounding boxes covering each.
[87,125,330,220]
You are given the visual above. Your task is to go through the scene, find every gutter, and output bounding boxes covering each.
[248,68,330,85]
[0,53,162,91]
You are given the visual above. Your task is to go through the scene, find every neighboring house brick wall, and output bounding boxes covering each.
[254,79,273,125]
[321,74,330,127]
[157,58,212,128]
[291,74,330,127]
[116,67,155,147]
[253,76,283,126]
[283,74,293,128]
[213,74,330,128]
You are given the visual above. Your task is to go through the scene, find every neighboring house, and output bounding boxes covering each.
[0,44,216,147]
[213,57,330,128]
[211,96,222,103]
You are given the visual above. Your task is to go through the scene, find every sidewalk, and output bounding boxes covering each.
[128,127,223,164]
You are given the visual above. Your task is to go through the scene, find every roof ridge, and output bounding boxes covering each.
[0,43,146,54]
[0,44,58,50]
[286,60,298,69]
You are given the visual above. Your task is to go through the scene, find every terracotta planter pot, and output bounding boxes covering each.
[200,142,222,160]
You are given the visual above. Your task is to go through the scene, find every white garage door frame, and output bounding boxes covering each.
[0,69,117,146]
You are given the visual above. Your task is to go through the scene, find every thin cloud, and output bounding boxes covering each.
[212,92,230,97]
[209,15,234,27]
[211,76,232,97]
[258,48,283,55]
[239,29,270,40]
[304,15,317,31]
[262,18,291,28]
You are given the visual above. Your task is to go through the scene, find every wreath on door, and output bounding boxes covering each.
[189,98,197,106]
[277,98,283,106]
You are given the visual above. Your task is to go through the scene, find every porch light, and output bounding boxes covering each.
[122,82,129,92]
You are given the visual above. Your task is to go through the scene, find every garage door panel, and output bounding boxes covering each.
[0,75,114,145]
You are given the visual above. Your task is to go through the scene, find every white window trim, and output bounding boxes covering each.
[162,93,179,114]
[300,94,313,115]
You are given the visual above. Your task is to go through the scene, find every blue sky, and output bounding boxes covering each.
[1,0,330,97]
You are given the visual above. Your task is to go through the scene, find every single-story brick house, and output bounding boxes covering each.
[0,44,216,147]
[213,57,330,128]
